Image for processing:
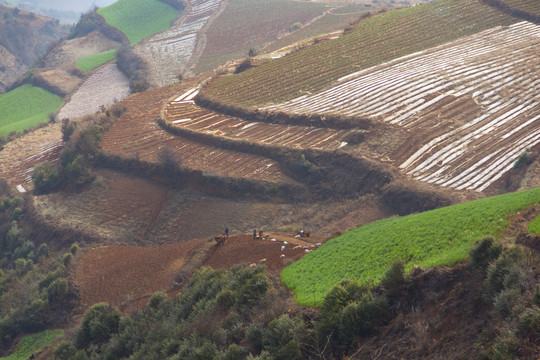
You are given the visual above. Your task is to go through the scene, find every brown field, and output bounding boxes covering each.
[0,122,62,190]
[101,83,297,184]
[74,232,325,310]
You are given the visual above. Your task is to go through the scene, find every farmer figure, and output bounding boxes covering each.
[225,227,229,238]
[253,229,257,239]
[259,230,263,239]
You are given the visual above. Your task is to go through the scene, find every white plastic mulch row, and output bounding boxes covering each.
[135,0,225,87]
[263,21,540,192]
[56,64,131,121]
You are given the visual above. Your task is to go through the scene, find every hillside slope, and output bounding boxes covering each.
[0,5,64,93]
[203,0,520,106]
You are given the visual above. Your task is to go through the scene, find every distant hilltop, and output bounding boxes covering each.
[0,0,118,23]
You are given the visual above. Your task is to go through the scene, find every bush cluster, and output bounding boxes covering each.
[0,191,72,353]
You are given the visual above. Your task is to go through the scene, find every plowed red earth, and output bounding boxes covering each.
[101,83,297,184]
[75,233,323,310]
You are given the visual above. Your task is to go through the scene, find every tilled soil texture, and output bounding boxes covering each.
[0,122,62,190]
[101,83,297,185]
[36,169,387,246]
[75,233,323,310]
[75,238,205,309]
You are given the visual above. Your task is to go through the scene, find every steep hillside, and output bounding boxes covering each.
[282,187,540,305]
[0,0,117,23]
[0,5,65,93]
[203,0,520,106]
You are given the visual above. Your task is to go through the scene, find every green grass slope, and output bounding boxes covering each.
[0,329,63,360]
[0,85,64,135]
[204,0,519,107]
[97,0,178,45]
[282,188,540,306]
[76,49,117,73]
[527,215,540,234]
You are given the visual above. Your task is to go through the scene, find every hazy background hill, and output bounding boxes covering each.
[0,5,65,93]
[0,0,118,23]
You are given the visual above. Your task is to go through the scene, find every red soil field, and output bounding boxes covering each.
[101,84,297,184]
[75,233,325,310]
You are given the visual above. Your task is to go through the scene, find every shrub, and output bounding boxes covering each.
[69,9,99,39]
[289,22,302,32]
[148,291,168,310]
[380,258,405,292]
[32,162,60,194]
[61,118,76,142]
[262,315,304,357]
[76,303,121,348]
[338,292,390,341]
[485,248,522,298]
[54,341,78,360]
[513,150,530,169]
[62,253,72,267]
[533,285,540,306]
[70,243,79,255]
[493,287,520,317]
[517,306,540,337]
[469,237,502,269]
[47,278,69,302]
[158,146,181,175]
[222,343,248,360]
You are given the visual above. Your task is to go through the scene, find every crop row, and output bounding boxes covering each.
[265,21,540,192]
[165,89,348,151]
[101,87,296,184]
[56,64,131,121]
[135,0,224,86]
[202,0,519,107]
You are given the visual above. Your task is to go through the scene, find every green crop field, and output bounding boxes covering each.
[76,49,117,73]
[204,0,519,107]
[97,0,179,45]
[0,85,64,135]
[527,215,540,234]
[282,188,540,306]
[0,329,63,360]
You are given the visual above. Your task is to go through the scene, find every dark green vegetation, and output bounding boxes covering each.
[55,237,540,359]
[0,85,63,135]
[75,49,117,73]
[97,0,179,45]
[0,329,63,360]
[203,0,519,106]
[0,185,74,357]
[33,107,125,194]
[282,188,540,306]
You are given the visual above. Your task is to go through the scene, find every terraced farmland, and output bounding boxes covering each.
[498,0,540,16]
[203,0,519,106]
[0,122,62,190]
[164,89,349,151]
[56,64,131,121]
[265,21,540,192]
[100,85,297,185]
[193,0,328,73]
[135,0,224,86]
